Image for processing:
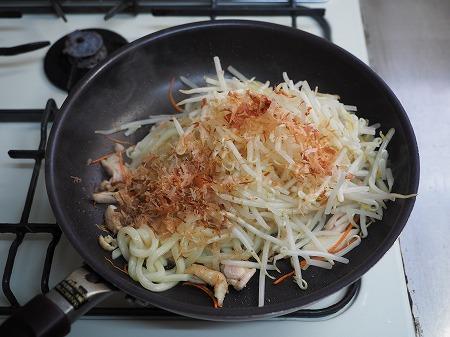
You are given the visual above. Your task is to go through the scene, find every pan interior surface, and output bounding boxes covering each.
[46,20,419,320]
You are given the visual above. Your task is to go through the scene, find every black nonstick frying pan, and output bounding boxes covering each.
[1,20,419,337]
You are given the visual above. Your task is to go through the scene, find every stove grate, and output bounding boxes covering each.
[0,1,331,40]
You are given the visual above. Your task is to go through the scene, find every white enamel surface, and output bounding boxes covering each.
[0,1,414,336]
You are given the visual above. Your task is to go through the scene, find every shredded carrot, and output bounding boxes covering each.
[274,224,356,285]
[168,78,183,113]
[328,224,353,254]
[104,257,128,274]
[183,282,219,308]
[334,236,360,254]
[117,150,128,182]
[273,270,295,285]
[273,259,310,285]
[103,134,133,146]
[89,152,114,165]
[300,259,308,269]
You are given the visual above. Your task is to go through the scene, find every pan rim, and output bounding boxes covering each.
[45,19,420,320]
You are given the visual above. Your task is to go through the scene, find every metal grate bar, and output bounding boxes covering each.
[0,1,330,41]
[13,100,54,225]
[105,0,139,20]
[49,0,67,22]
[8,150,44,160]
[0,109,50,123]
[1,100,57,308]
[289,0,297,28]
[41,230,62,294]
[0,4,326,15]
[0,223,60,233]
[2,233,25,307]
[149,5,330,40]
[0,11,22,18]
[151,7,325,16]
[0,41,50,56]
[210,0,217,20]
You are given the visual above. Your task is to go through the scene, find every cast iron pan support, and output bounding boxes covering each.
[0,42,50,56]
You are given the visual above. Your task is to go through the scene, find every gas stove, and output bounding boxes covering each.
[0,1,416,336]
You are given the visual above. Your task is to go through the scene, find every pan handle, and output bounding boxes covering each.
[0,266,115,337]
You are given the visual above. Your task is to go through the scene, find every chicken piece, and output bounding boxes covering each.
[101,154,126,183]
[99,179,113,191]
[185,264,228,307]
[114,143,125,153]
[104,205,122,234]
[93,191,117,204]
[98,235,117,251]
[222,265,256,291]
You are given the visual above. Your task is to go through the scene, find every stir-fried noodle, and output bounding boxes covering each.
[94,57,413,307]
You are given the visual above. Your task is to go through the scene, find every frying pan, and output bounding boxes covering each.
[0,20,419,337]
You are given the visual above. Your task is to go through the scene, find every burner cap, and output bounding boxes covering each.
[64,31,108,69]
[64,31,104,59]
[44,29,127,92]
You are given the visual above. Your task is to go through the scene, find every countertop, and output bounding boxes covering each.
[360,1,450,336]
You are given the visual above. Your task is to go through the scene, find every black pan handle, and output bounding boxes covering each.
[0,267,115,337]
[0,295,70,337]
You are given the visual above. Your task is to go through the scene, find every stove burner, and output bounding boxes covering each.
[44,29,127,92]
[63,30,107,69]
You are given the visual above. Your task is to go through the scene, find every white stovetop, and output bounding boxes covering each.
[0,1,415,336]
